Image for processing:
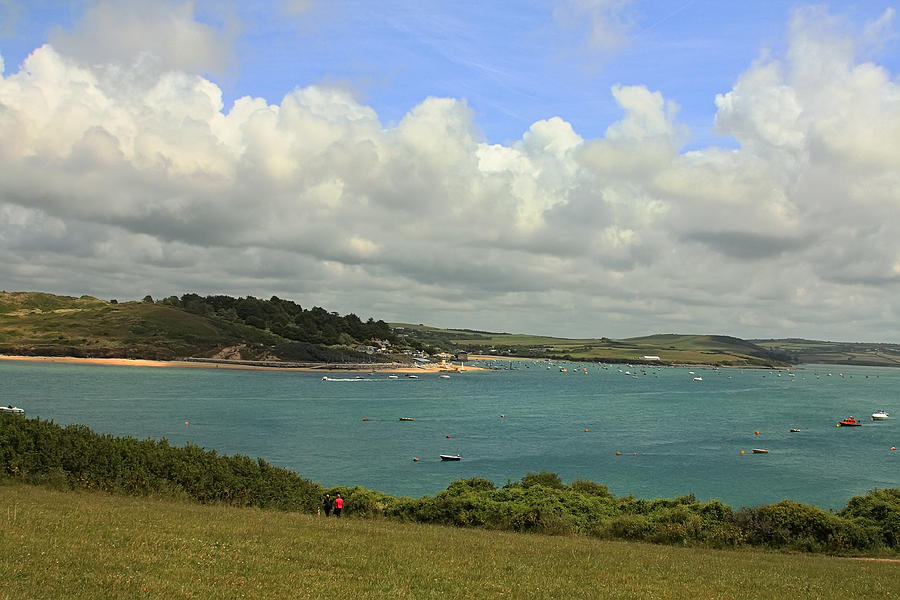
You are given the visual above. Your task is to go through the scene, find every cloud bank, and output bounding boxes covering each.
[0,6,898,341]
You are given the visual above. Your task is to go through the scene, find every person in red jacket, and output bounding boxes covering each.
[333,493,344,518]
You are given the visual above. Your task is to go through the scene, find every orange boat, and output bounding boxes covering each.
[837,417,862,427]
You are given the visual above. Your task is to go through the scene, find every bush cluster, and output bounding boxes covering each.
[3,414,899,555]
[159,294,394,347]
[0,414,322,512]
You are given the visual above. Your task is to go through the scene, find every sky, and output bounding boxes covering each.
[1,1,899,342]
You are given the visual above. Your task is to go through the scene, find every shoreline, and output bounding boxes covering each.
[0,354,484,373]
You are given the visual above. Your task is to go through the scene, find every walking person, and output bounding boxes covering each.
[322,493,333,517]
[333,493,344,518]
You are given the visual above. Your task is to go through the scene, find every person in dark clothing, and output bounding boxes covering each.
[333,493,344,518]
[322,494,333,517]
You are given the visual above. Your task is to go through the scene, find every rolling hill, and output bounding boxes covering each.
[0,292,383,363]
[393,324,794,367]
[2,292,896,368]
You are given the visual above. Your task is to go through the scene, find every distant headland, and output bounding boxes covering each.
[1,291,898,369]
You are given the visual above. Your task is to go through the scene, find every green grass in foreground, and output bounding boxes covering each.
[2,482,899,600]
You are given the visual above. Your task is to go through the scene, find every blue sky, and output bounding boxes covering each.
[9,1,888,147]
[1,1,899,341]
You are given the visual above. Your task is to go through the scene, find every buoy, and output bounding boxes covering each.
[185,421,189,426]
[740,450,745,454]
[634,452,637,456]
[446,434,451,438]
[362,418,368,421]
[413,457,418,462]
[500,414,504,418]
[754,431,760,435]
[892,447,896,451]
[584,428,589,432]
[616,451,621,455]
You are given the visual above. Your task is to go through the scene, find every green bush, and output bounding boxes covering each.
[518,471,564,489]
[0,414,322,512]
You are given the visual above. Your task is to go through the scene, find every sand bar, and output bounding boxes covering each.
[0,354,482,373]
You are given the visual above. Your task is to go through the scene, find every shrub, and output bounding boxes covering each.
[570,479,613,498]
[518,471,564,489]
[0,414,322,513]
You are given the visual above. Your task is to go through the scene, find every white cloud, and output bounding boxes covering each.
[48,1,237,77]
[554,0,635,55]
[1,6,900,341]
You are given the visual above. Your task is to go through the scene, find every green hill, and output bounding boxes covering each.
[0,292,391,363]
[3,292,896,368]
[753,338,900,367]
[394,324,793,367]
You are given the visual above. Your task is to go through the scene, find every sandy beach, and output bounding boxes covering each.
[0,354,481,373]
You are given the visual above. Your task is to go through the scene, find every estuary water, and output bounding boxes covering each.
[2,359,898,509]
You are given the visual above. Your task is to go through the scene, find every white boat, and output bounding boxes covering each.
[439,374,451,379]
[872,409,890,420]
[0,405,25,415]
[440,454,462,461]
[692,376,703,382]
[387,375,399,379]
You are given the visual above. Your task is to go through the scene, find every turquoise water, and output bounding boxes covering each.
[2,359,898,509]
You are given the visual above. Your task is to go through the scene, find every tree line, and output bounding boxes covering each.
[154,293,395,347]
[3,414,900,555]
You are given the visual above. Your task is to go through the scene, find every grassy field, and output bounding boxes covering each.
[395,324,791,367]
[2,481,898,599]
[0,292,284,360]
[754,339,900,367]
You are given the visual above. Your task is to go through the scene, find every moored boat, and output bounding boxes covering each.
[752,448,769,454]
[872,409,889,421]
[399,417,414,421]
[837,417,862,427]
[0,405,25,416]
[440,454,462,461]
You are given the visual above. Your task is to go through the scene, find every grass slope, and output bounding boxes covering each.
[0,292,282,360]
[2,481,898,600]
[754,338,900,367]
[395,324,791,367]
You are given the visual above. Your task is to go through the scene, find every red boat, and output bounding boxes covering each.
[837,417,862,427]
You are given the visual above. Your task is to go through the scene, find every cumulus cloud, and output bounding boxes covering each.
[1,6,899,341]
